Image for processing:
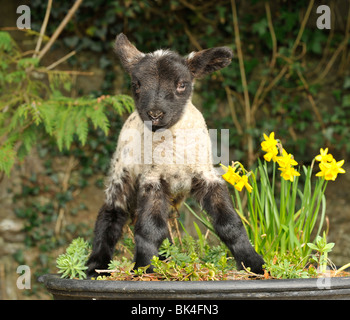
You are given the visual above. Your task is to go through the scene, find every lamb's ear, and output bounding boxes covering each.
[186,47,233,78]
[114,33,145,74]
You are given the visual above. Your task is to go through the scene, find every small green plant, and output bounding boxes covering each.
[56,237,90,279]
[307,232,335,274]
[266,258,311,279]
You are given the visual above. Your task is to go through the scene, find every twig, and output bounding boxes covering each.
[0,263,6,299]
[55,156,78,236]
[33,0,52,58]
[296,69,325,132]
[167,220,175,245]
[312,39,348,84]
[94,269,113,274]
[241,262,265,279]
[251,2,277,119]
[183,25,202,51]
[339,2,350,74]
[265,1,277,69]
[231,0,253,166]
[224,86,243,135]
[37,0,83,61]
[178,17,244,136]
[309,2,335,77]
[46,50,76,70]
[174,219,183,248]
[255,64,289,109]
[37,69,94,76]
[252,1,277,119]
[291,0,314,55]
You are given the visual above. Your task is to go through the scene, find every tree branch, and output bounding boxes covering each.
[37,0,83,61]
[33,0,53,58]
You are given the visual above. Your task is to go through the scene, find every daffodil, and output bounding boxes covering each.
[222,165,241,185]
[315,148,333,164]
[276,148,298,168]
[221,163,253,193]
[234,175,253,193]
[278,165,300,182]
[261,132,278,151]
[316,158,346,181]
[263,147,278,162]
[261,132,278,162]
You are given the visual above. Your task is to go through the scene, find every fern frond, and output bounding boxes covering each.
[0,143,16,176]
[0,32,14,52]
[103,95,134,115]
[75,107,89,146]
[86,104,109,136]
[38,102,57,135]
[54,106,71,151]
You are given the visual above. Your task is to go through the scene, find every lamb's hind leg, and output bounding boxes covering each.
[191,175,265,274]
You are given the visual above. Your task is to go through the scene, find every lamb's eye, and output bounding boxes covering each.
[176,82,186,93]
[132,81,141,94]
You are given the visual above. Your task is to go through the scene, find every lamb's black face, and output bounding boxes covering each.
[130,51,192,130]
[115,33,233,131]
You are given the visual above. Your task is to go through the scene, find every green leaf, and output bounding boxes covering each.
[17,57,39,69]
[342,94,350,107]
[0,143,16,176]
[324,243,335,252]
[0,32,13,51]
[307,243,318,251]
[343,77,350,89]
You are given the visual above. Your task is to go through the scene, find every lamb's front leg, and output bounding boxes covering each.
[86,204,128,277]
[191,176,265,274]
[133,179,171,271]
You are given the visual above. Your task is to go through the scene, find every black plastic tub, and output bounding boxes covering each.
[38,274,350,300]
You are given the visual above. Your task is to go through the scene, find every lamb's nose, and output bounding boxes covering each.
[147,110,164,120]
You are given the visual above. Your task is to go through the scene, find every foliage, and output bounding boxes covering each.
[28,1,350,163]
[56,230,344,281]
[56,237,90,279]
[0,31,134,176]
[221,132,342,262]
[212,131,347,277]
[265,255,314,279]
[95,228,260,281]
[307,232,335,274]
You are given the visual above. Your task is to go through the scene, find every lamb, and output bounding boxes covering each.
[86,33,265,277]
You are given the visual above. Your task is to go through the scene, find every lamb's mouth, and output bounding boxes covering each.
[151,118,161,126]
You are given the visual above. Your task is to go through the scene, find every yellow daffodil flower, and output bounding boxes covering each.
[276,149,298,168]
[221,165,241,186]
[234,175,253,193]
[221,163,253,193]
[316,158,346,181]
[261,132,279,162]
[315,148,333,164]
[278,165,300,182]
[261,132,277,150]
[263,147,278,162]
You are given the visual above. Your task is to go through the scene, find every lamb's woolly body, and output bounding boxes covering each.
[105,100,222,213]
[87,33,265,277]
